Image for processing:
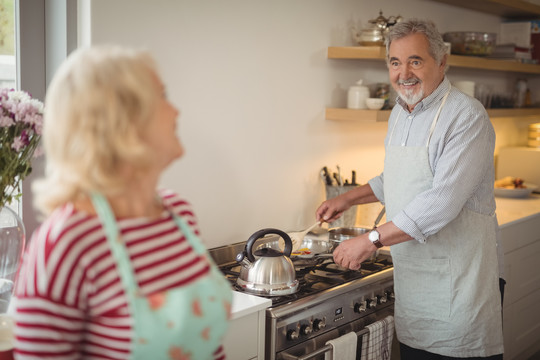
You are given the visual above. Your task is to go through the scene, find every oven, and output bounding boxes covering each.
[210,238,395,360]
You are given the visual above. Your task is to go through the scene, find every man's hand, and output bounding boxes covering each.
[332,236,377,270]
[315,194,351,223]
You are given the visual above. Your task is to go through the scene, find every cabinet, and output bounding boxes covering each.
[223,291,271,360]
[326,0,540,122]
[499,211,540,360]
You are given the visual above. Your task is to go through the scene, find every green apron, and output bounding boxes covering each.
[384,90,504,357]
[91,193,232,360]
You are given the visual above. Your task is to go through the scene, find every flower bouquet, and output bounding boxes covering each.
[0,88,43,207]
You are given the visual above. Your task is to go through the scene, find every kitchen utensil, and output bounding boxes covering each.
[288,221,321,252]
[236,228,298,296]
[328,227,371,251]
[442,32,496,56]
[372,206,386,229]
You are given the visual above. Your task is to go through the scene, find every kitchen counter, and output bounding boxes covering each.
[495,193,540,227]
[224,291,271,359]
[230,290,271,320]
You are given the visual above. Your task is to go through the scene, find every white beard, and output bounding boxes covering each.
[398,87,424,107]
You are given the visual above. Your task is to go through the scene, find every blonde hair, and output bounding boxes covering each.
[33,45,160,215]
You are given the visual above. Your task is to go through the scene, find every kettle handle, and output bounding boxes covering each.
[244,228,293,263]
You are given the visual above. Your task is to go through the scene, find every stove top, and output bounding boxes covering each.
[217,251,392,307]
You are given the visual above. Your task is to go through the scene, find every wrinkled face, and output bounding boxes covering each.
[142,72,184,170]
[387,33,446,111]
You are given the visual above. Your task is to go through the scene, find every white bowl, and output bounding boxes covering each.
[365,98,385,110]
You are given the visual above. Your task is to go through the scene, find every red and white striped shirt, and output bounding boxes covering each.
[13,189,225,360]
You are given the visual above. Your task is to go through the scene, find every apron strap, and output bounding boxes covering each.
[426,89,451,147]
[90,192,210,293]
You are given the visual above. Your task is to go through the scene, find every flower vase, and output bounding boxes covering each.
[0,206,25,314]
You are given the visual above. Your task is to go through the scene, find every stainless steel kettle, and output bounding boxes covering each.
[236,228,299,296]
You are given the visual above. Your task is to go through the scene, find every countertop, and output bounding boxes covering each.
[230,290,271,320]
[495,193,540,227]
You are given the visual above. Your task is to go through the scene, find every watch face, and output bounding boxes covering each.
[369,230,379,242]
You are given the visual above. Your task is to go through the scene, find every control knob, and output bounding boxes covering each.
[377,293,388,304]
[300,324,312,336]
[354,301,367,313]
[313,318,326,331]
[367,297,377,309]
[287,329,299,341]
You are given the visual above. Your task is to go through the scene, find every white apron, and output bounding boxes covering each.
[384,90,504,357]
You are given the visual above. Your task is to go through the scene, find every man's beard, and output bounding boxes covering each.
[397,78,424,106]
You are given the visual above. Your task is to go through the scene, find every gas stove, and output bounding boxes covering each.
[210,239,395,359]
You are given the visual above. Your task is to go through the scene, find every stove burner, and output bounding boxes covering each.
[219,255,392,307]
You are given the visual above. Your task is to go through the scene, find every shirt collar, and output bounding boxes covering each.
[396,77,451,114]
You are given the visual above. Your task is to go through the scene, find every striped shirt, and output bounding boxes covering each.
[368,77,497,243]
[13,189,226,360]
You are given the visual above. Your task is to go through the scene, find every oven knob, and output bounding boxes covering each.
[287,329,299,341]
[313,318,326,331]
[367,297,377,309]
[300,324,312,336]
[386,290,395,300]
[377,294,388,304]
[354,301,367,313]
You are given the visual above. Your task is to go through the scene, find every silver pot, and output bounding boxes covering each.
[328,227,370,251]
[236,228,298,296]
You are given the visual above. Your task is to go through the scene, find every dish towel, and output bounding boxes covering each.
[360,315,395,360]
[325,331,357,360]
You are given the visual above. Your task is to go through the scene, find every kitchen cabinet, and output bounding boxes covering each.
[325,46,540,122]
[223,291,271,360]
[496,195,540,360]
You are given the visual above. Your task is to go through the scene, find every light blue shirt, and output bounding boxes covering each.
[368,77,497,243]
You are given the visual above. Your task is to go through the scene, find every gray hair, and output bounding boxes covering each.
[385,19,449,72]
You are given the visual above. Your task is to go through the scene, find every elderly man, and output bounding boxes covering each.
[316,19,504,359]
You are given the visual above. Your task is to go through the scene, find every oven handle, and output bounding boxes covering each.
[282,327,370,360]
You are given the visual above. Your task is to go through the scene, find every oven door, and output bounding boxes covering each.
[276,306,395,360]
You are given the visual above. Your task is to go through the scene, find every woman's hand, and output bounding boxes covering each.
[332,236,377,270]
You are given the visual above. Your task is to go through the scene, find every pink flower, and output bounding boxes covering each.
[0,116,14,127]
[11,136,25,152]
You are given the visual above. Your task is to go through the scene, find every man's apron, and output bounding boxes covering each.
[383,91,504,357]
[92,193,232,359]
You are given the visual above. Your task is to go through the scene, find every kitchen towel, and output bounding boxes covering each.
[325,331,357,360]
[360,315,394,360]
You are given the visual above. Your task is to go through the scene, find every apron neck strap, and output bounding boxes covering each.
[388,87,451,147]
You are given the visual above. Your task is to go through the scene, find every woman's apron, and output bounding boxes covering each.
[91,193,232,360]
[383,91,504,357]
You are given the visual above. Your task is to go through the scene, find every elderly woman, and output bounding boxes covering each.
[13,46,231,359]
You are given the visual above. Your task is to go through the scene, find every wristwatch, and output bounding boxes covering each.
[368,229,384,248]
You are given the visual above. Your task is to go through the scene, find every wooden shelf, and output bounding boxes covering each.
[328,46,540,74]
[326,108,392,122]
[428,0,540,19]
[326,107,540,122]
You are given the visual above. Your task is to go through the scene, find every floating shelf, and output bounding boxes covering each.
[326,107,540,122]
[327,46,540,74]
[428,0,540,19]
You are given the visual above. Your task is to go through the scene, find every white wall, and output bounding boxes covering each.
[77,0,505,248]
